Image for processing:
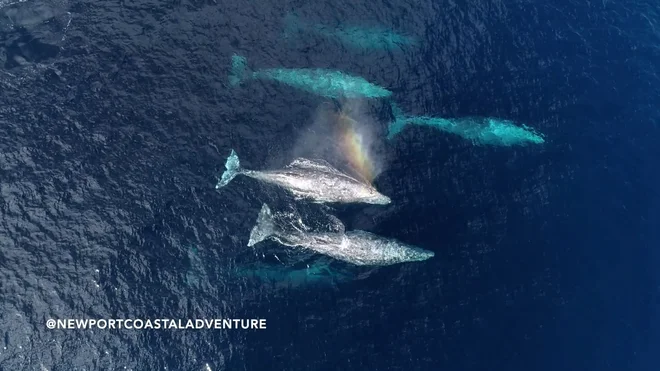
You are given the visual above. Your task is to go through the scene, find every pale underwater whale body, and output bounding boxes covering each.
[282,13,418,52]
[248,204,435,266]
[215,149,391,205]
[387,103,545,147]
[234,259,357,289]
[228,54,392,99]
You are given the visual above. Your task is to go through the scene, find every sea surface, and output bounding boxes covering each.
[0,0,658,370]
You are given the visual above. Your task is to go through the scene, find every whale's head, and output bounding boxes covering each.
[372,193,391,205]
[359,186,391,205]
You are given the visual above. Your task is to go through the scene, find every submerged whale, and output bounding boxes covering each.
[234,259,354,289]
[388,103,545,147]
[228,54,392,99]
[216,149,391,205]
[248,204,434,266]
[283,13,418,52]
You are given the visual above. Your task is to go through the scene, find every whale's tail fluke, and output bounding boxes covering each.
[387,102,409,139]
[229,54,249,86]
[216,149,243,189]
[248,204,277,247]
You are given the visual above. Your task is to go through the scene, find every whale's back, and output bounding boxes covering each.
[330,231,434,266]
[255,68,391,98]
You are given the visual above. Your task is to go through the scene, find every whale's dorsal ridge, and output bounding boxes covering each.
[287,158,338,172]
[285,158,365,185]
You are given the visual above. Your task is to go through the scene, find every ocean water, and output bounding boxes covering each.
[0,0,658,369]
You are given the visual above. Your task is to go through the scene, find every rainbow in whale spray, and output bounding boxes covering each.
[336,111,377,184]
[291,100,385,186]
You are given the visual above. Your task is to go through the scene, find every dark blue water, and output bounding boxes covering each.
[1,0,658,370]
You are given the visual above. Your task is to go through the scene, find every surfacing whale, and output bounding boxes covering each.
[248,204,434,266]
[215,149,391,205]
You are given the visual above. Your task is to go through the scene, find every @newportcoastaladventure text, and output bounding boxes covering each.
[46,318,267,330]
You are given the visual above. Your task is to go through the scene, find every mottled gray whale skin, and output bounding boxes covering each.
[215,149,390,205]
[248,204,434,266]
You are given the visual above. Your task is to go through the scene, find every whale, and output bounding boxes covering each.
[215,149,391,205]
[234,259,354,289]
[388,102,545,147]
[228,54,392,99]
[248,204,434,266]
[283,13,418,52]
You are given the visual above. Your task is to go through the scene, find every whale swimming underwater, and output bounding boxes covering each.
[216,149,391,205]
[234,258,356,289]
[248,204,434,266]
[283,13,418,52]
[228,54,392,99]
[388,103,545,147]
